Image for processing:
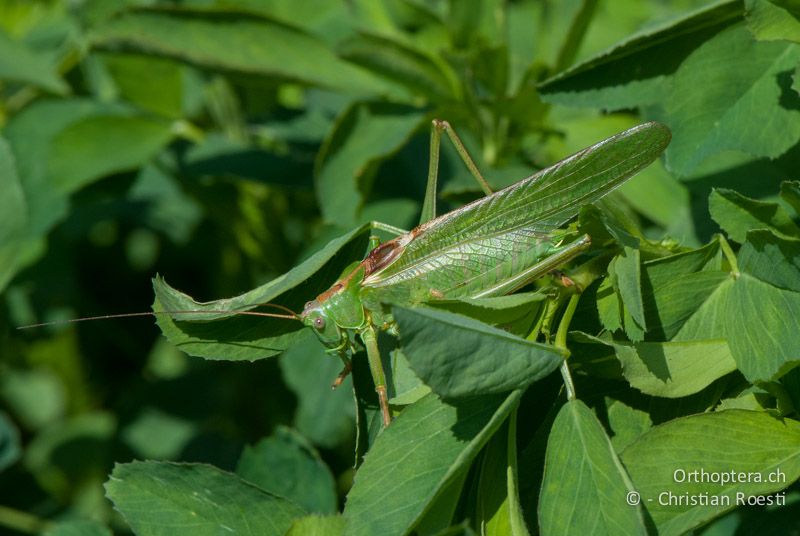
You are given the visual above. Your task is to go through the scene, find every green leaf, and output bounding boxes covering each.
[0,29,68,94]
[475,412,530,536]
[153,224,371,360]
[621,410,800,535]
[596,276,622,332]
[606,399,652,453]
[236,426,337,514]
[315,103,425,226]
[286,515,345,536]
[25,412,116,498]
[100,52,191,118]
[675,273,800,382]
[394,307,565,398]
[538,400,647,535]
[0,136,28,292]
[342,391,520,536]
[105,461,306,536]
[612,339,737,398]
[3,99,163,276]
[338,31,458,101]
[663,23,800,176]
[612,245,647,339]
[49,115,174,193]
[42,520,112,536]
[709,188,800,242]
[427,292,547,330]
[642,270,730,341]
[279,332,356,448]
[781,180,800,214]
[538,1,741,110]
[746,0,800,43]
[738,229,800,291]
[121,408,196,460]
[90,8,387,95]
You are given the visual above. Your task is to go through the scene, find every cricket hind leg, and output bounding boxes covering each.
[420,119,494,225]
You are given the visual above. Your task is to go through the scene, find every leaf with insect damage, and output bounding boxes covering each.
[152,224,371,360]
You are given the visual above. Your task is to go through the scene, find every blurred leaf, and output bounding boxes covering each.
[128,163,203,244]
[0,411,21,472]
[745,0,800,42]
[663,23,800,176]
[279,332,355,448]
[621,410,800,535]
[25,412,116,500]
[285,514,345,536]
[121,407,197,460]
[3,98,160,280]
[315,103,425,226]
[90,8,388,95]
[153,224,371,360]
[99,52,192,118]
[342,391,520,535]
[182,133,313,188]
[710,188,800,242]
[538,400,647,535]
[236,426,336,514]
[0,368,65,430]
[42,519,113,536]
[538,1,741,110]
[49,114,174,193]
[106,461,306,535]
[338,31,458,101]
[0,136,28,291]
[394,307,564,398]
[0,28,68,93]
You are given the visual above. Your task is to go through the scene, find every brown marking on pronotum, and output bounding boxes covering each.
[429,289,444,299]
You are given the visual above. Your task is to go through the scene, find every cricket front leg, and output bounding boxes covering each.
[359,322,392,427]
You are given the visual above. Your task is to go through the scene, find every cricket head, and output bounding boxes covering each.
[301,299,344,349]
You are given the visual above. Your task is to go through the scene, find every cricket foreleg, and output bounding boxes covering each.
[331,353,352,390]
[359,322,392,427]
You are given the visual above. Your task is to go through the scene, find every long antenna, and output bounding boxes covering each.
[16,308,299,330]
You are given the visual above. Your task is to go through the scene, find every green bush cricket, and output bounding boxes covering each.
[20,120,671,428]
[299,119,671,426]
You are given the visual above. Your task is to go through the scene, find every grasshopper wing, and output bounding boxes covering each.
[361,122,671,302]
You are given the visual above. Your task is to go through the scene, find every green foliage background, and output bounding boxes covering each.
[1,0,799,534]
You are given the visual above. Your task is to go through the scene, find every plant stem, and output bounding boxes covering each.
[0,505,54,534]
[555,293,581,401]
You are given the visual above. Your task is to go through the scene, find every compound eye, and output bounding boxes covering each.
[313,316,325,330]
